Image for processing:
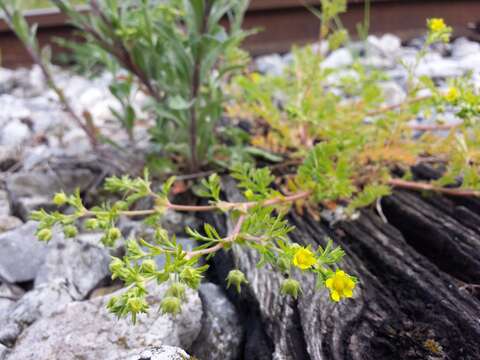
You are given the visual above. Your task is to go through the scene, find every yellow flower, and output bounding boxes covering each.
[445,87,460,102]
[428,18,446,33]
[250,72,262,84]
[292,247,317,270]
[325,270,356,302]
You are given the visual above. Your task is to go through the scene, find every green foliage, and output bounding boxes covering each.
[297,142,355,202]
[231,14,480,212]
[33,162,356,322]
[50,0,251,171]
[21,0,480,326]
[17,0,85,11]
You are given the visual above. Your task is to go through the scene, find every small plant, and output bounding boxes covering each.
[2,0,250,171]
[52,0,251,172]
[20,0,480,325]
[33,163,356,322]
[230,10,480,212]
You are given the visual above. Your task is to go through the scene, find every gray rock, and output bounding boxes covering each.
[255,54,286,76]
[451,37,480,59]
[0,216,23,233]
[0,221,48,283]
[459,53,480,73]
[129,346,190,360]
[0,279,76,346]
[367,34,401,58]
[0,145,17,171]
[35,232,111,299]
[322,48,353,69]
[0,344,9,360]
[5,283,202,360]
[6,169,94,219]
[0,120,30,147]
[0,68,16,95]
[379,81,406,106]
[0,190,10,216]
[62,128,92,157]
[0,95,30,127]
[191,283,242,360]
[9,196,54,221]
[0,284,24,321]
[415,58,462,78]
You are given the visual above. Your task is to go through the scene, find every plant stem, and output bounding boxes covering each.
[366,95,432,117]
[186,214,246,259]
[188,0,213,173]
[85,190,312,218]
[388,178,480,197]
[167,190,312,212]
[409,123,460,131]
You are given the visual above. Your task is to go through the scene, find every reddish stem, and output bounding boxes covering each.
[388,178,480,197]
[167,190,312,212]
[186,214,246,259]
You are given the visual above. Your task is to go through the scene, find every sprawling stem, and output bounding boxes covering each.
[366,95,432,117]
[186,214,246,259]
[388,178,480,197]
[85,190,312,218]
[167,190,312,212]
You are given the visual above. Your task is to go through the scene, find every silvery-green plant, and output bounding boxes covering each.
[53,0,251,172]
[33,163,357,323]
[2,0,251,171]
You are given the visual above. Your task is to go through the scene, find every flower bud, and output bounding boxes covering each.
[37,228,53,242]
[109,257,124,275]
[108,227,122,241]
[84,218,99,230]
[180,267,202,289]
[280,278,301,299]
[165,282,187,301]
[63,225,78,238]
[53,192,68,206]
[135,275,147,291]
[114,201,128,211]
[226,269,248,293]
[160,296,182,315]
[141,259,157,273]
[127,297,145,313]
[244,189,255,200]
[277,257,290,273]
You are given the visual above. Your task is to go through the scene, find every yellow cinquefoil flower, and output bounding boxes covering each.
[445,87,460,102]
[250,72,262,84]
[292,247,317,270]
[428,18,446,32]
[325,270,356,302]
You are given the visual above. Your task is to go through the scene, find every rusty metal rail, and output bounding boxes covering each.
[1,0,480,68]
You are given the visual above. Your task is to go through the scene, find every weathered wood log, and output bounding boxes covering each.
[208,179,480,360]
[382,190,480,284]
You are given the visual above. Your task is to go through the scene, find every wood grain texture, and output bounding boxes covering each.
[208,177,480,360]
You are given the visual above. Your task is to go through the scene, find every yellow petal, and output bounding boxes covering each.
[343,289,353,298]
[336,270,346,277]
[325,278,333,289]
[331,290,340,302]
[346,278,355,290]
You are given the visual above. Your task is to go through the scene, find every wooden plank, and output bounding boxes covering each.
[0,1,479,67]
